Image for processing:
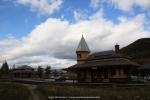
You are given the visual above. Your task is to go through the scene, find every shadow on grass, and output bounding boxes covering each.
[0,82,31,100]
[37,84,150,100]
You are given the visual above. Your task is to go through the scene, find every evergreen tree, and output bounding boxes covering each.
[37,66,43,78]
[1,61,9,74]
[0,61,10,78]
[45,66,51,78]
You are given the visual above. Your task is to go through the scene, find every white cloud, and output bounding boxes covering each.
[133,0,150,9]
[73,11,81,22]
[110,0,135,12]
[0,10,149,68]
[90,0,103,9]
[0,38,20,53]
[16,0,63,15]
[89,9,104,20]
[73,10,89,22]
[90,0,150,12]
[7,56,75,69]
[110,0,150,12]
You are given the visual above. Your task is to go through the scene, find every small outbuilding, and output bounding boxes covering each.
[12,65,35,78]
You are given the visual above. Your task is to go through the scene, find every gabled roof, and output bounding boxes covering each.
[76,35,90,52]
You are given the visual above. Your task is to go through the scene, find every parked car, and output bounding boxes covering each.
[130,76,145,83]
[55,76,66,81]
[144,76,150,81]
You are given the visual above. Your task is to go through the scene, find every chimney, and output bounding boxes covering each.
[115,43,120,54]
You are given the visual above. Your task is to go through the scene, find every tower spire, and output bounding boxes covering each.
[76,35,90,64]
[76,35,90,52]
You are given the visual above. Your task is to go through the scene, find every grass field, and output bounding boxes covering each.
[0,82,31,100]
[37,84,150,100]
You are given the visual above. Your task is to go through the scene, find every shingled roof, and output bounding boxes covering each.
[16,65,34,70]
[12,65,34,73]
[90,50,115,57]
[87,50,127,60]
[67,59,139,70]
[76,35,90,52]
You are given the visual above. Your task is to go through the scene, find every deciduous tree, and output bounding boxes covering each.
[45,66,51,78]
[37,66,43,78]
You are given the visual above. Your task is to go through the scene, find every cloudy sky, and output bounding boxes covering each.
[0,0,150,69]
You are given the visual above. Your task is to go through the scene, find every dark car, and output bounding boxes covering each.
[55,76,66,81]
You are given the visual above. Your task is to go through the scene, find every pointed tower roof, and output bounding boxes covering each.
[76,35,90,52]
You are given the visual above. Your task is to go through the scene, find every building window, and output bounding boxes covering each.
[118,68,121,75]
[123,67,129,74]
[77,54,81,59]
[111,68,116,75]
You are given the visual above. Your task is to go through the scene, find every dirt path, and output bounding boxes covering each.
[23,84,45,100]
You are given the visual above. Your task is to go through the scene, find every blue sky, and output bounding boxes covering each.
[0,0,92,38]
[1,0,148,38]
[0,0,150,68]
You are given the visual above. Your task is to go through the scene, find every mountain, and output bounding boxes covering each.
[121,38,150,64]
